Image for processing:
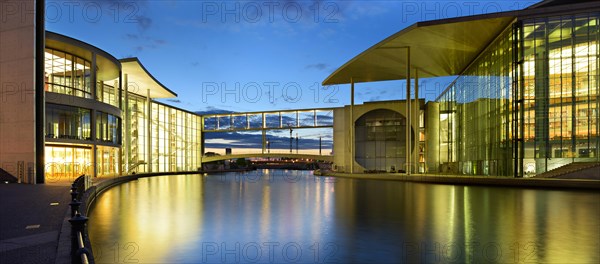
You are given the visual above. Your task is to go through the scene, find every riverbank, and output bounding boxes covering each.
[316,171,600,190]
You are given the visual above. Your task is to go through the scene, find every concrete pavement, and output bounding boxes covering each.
[0,183,71,264]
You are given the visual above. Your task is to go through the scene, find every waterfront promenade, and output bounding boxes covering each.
[0,183,70,264]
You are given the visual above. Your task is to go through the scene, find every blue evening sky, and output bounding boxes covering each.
[46,0,539,114]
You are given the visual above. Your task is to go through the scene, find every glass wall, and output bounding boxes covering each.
[437,12,600,176]
[97,146,119,177]
[44,48,92,99]
[355,109,411,172]
[123,95,202,174]
[97,81,120,108]
[45,146,92,182]
[521,14,599,174]
[96,112,121,145]
[437,24,514,176]
[125,94,148,173]
[45,103,91,141]
[149,102,202,173]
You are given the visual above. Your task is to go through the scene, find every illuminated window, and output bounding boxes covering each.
[44,48,92,99]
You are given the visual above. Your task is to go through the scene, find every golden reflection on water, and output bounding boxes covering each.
[330,179,599,263]
[89,175,204,263]
[88,171,599,263]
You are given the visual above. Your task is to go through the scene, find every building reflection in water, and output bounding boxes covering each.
[89,170,599,263]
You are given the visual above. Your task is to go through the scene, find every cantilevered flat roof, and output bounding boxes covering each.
[322,0,600,86]
[120,58,177,99]
[322,14,515,85]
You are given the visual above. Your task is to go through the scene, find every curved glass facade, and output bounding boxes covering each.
[97,146,120,177]
[437,13,599,176]
[25,33,209,182]
[96,111,121,145]
[43,43,123,181]
[45,103,92,141]
[97,82,120,108]
[44,48,93,99]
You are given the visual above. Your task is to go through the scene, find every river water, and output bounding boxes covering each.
[88,170,599,263]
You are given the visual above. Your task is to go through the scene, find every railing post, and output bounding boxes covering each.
[69,213,88,263]
[70,190,78,201]
[70,199,82,218]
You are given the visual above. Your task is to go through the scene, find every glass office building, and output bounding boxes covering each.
[41,32,203,182]
[323,0,599,177]
[437,13,599,176]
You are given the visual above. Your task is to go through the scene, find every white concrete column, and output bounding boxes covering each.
[92,144,97,177]
[414,69,419,173]
[123,74,129,174]
[405,47,411,175]
[350,78,355,174]
[147,89,152,172]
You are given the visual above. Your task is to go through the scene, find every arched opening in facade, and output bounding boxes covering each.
[355,109,415,172]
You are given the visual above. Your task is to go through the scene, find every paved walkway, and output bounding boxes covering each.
[0,183,71,264]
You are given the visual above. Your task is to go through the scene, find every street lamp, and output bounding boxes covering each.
[266,140,270,153]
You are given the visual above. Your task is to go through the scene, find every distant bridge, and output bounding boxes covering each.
[201,107,336,132]
[201,107,337,157]
[202,153,334,163]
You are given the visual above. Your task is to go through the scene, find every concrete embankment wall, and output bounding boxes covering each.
[319,172,600,190]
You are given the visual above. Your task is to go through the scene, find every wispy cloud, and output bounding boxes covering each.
[122,33,167,52]
[305,63,328,71]
[136,15,153,31]
[125,33,139,40]
[368,96,381,102]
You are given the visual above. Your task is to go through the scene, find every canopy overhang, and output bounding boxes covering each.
[322,14,516,85]
[120,58,177,99]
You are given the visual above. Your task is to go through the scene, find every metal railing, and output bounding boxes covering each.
[69,175,94,264]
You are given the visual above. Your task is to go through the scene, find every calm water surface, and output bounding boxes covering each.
[88,170,599,263]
